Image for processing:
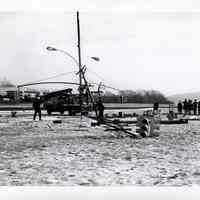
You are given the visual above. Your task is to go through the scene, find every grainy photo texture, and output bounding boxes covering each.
[0,11,199,186]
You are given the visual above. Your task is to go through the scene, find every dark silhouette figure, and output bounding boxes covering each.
[153,102,159,113]
[188,99,193,115]
[193,99,198,115]
[177,100,183,114]
[120,96,123,104]
[33,94,42,120]
[183,99,188,115]
[198,101,200,115]
[96,98,105,123]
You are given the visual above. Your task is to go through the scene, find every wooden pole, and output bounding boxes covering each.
[77,11,83,113]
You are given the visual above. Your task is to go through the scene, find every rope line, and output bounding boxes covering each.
[23,71,76,85]
[87,69,120,91]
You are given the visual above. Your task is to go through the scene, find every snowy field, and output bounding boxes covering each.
[0,110,200,186]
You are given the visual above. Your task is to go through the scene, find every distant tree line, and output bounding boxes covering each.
[100,90,171,104]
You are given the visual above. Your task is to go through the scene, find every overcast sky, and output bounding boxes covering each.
[1,1,200,95]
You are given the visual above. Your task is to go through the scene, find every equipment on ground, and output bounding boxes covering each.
[167,103,177,120]
[42,88,91,115]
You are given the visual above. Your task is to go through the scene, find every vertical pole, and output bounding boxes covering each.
[77,11,82,114]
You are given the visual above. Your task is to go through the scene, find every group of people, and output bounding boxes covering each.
[177,99,200,115]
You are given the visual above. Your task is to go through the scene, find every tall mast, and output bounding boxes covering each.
[77,11,82,112]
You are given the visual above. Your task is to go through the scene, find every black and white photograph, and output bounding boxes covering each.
[1,0,200,199]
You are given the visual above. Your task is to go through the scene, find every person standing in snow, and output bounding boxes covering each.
[33,94,42,120]
[153,102,159,113]
[183,99,188,115]
[177,100,183,114]
[198,100,200,115]
[193,99,198,115]
[96,98,105,123]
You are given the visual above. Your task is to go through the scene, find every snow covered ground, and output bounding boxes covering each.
[0,111,200,186]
